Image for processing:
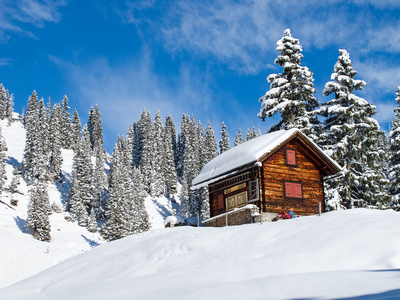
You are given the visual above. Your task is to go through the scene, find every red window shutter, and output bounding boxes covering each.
[294,183,302,198]
[217,194,225,209]
[285,182,294,197]
[287,149,296,165]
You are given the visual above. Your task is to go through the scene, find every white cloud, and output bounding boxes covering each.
[0,0,65,41]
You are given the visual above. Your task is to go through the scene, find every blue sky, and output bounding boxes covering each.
[1,0,400,152]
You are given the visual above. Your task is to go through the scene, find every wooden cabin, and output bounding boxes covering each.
[191,129,341,226]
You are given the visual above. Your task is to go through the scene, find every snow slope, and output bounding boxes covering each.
[0,119,176,288]
[1,209,400,300]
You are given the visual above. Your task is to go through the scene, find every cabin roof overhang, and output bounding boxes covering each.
[191,129,341,189]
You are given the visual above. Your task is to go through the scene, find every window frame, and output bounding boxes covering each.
[284,181,303,199]
[285,148,297,167]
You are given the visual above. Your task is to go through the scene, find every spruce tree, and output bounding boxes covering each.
[0,128,6,192]
[25,180,51,242]
[388,86,400,209]
[219,122,230,154]
[68,125,93,226]
[0,84,8,119]
[102,136,134,241]
[150,111,166,197]
[258,28,319,134]
[48,104,63,179]
[319,49,389,208]
[71,109,81,150]
[203,121,218,165]
[234,129,243,146]
[61,95,72,148]
[88,105,104,151]
[131,168,150,233]
[165,115,178,168]
[92,146,107,220]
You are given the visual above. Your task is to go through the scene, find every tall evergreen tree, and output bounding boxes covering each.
[92,146,108,220]
[150,111,166,197]
[23,91,47,183]
[68,125,93,226]
[318,49,389,208]
[48,104,63,179]
[258,28,319,134]
[165,115,178,168]
[88,105,104,151]
[0,128,6,192]
[219,122,230,154]
[102,136,134,241]
[388,86,400,209]
[25,180,51,242]
[131,168,150,233]
[203,121,218,165]
[61,95,72,148]
[71,109,81,150]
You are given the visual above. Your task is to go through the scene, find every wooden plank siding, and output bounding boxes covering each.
[261,140,324,215]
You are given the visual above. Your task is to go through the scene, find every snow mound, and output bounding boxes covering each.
[1,209,399,300]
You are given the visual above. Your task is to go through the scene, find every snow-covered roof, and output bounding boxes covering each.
[192,128,341,188]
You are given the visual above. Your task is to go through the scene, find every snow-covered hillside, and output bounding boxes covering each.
[0,119,176,288]
[1,209,400,300]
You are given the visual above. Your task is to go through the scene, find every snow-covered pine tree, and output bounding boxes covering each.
[48,104,63,179]
[6,91,14,123]
[61,95,72,148]
[23,91,47,183]
[219,122,230,154]
[245,126,258,142]
[88,105,104,151]
[131,168,150,233]
[71,109,81,150]
[319,49,389,208]
[258,28,319,134]
[25,179,51,242]
[165,115,178,169]
[138,110,154,190]
[388,86,400,210]
[87,207,98,233]
[92,146,108,220]
[102,136,134,241]
[234,129,243,146]
[203,121,218,164]
[149,111,166,197]
[68,125,93,226]
[164,122,178,197]
[0,128,6,192]
[0,84,8,119]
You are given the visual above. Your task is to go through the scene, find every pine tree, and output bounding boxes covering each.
[25,180,51,242]
[102,136,134,241]
[258,28,319,133]
[234,129,243,146]
[68,125,93,226]
[88,105,104,151]
[245,126,258,142]
[61,95,72,148]
[71,109,81,150]
[164,123,178,196]
[388,86,400,209]
[48,104,63,179]
[92,146,107,220]
[150,111,166,197]
[165,115,178,168]
[203,121,218,164]
[319,49,389,208]
[0,128,6,192]
[23,91,47,183]
[0,84,8,119]
[219,122,230,154]
[131,168,150,233]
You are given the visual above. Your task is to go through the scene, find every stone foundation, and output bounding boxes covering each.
[203,205,259,227]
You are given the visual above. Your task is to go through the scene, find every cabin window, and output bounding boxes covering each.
[286,149,297,166]
[285,182,303,198]
[217,194,225,210]
[226,191,248,211]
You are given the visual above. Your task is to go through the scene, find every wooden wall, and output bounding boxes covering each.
[261,140,325,215]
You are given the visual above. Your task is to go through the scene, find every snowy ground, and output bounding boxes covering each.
[1,209,400,299]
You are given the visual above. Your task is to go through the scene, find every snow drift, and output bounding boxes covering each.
[1,209,400,300]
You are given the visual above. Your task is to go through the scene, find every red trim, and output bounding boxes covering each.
[286,149,297,166]
[284,181,302,198]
